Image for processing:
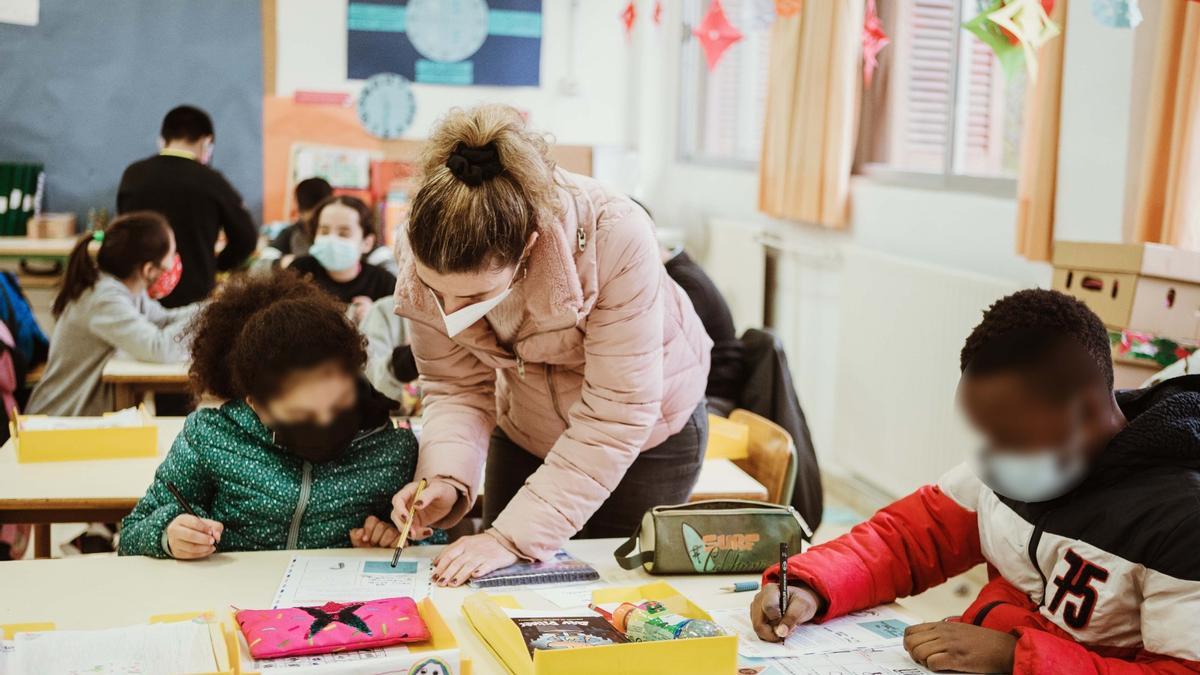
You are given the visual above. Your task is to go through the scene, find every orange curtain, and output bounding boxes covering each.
[1014,0,1069,261]
[758,0,863,228]
[1133,1,1200,249]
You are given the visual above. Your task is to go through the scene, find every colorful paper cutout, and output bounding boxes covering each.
[654,1,663,26]
[986,0,1061,81]
[862,0,890,86]
[621,1,636,37]
[1091,0,1142,28]
[693,0,743,71]
[775,0,802,18]
[963,0,1052,81]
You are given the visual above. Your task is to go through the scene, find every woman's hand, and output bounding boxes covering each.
[349,515,400,548]
[431,533,518,587]
[391,479,459,535]
[166,514,223,560]
[749,583,823,641]
[903,622,1017,673]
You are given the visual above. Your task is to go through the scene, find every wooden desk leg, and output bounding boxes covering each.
[33,523,51,559]
[113,384,136,410]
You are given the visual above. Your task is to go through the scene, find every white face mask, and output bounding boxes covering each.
[979,419,1089,503]
[433,286,512,338]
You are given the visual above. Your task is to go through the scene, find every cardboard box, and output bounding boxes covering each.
[25,212,76,239]
[1052,241,1200,341]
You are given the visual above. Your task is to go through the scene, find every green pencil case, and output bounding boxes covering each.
[614,499,812,574]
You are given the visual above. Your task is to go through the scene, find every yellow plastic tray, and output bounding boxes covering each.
[11,407,157,463]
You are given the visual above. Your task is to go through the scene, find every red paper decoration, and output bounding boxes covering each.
[654,1,663,25]
[862,0,890,86]
[621,1,637,37]
[693,0,743,71]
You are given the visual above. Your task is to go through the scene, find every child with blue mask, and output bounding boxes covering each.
[750,289,1200,674]
[290,195,398,324]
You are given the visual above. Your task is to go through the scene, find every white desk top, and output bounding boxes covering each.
[693,459,769,500]
[0,236,78,256]
[0,419,183,506]
[0,538,929,675]
[100,358,190,383]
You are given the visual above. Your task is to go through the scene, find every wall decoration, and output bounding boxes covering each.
[693,0,743,71]
[621,1,637,38]
[862,0,889,86]
[654,1,663,25]
[963,0,1059,82]
[356,73,417,139]
[347,0,542,87]
[1091,0,1142,28]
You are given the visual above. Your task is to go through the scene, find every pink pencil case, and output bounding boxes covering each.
[234,596,430,659]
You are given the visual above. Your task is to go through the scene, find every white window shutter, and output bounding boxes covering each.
[888,0,958,172]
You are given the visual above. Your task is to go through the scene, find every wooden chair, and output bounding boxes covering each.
[728,409,796,505]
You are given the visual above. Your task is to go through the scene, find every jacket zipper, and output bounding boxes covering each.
[1027,513,1050,607]
[287,461,313,549]
[545,365,568,424]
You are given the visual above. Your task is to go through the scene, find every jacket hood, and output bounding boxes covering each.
[1099,375,1200,475]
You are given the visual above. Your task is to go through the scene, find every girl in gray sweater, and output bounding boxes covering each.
[27,212,200,415]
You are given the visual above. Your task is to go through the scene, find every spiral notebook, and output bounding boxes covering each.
[468,550,600,588]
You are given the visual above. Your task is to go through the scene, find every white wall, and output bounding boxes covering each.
[275,0,634,147]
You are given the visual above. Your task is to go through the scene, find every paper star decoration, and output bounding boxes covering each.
[693,0,743,71]
[862,0,890,86]
[621,1,637,38]
[987,0,1061,82]
[775,0,802,18]
[654,1,663,26]
[1091,0,1142,28]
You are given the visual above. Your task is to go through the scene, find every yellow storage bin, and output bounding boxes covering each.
[462,581,737,675]
[11,406,157,463]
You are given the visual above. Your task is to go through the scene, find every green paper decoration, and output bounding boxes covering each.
[962,0,1027,80]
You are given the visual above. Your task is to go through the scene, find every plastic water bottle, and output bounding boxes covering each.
[611,601,725,641]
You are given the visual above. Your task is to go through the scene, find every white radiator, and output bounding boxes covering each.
[832,247,1019,496]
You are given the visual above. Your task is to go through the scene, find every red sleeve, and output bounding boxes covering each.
[762,484,983,620]
[1014,629,1200,675]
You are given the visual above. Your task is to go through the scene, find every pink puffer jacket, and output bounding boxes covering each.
[393,170,712,560]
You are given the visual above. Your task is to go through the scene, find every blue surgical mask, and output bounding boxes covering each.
[980,412,1090,503]
[309,235,361,272]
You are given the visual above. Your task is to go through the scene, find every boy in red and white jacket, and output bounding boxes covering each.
[751,290,1200,673]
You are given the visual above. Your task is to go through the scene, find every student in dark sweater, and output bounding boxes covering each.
[290,196,396,323]
[268,177,333,266]
[117,105,257,308]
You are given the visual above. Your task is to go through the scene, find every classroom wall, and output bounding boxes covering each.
[273,0,634,148]
[0,0,264,223]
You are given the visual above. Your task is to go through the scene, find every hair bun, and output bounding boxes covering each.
[446,141,503,186]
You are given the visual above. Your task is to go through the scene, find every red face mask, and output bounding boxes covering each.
[148,254,182,300]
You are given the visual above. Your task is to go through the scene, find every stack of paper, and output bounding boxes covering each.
[8,621,219,674]
[19,406,145,431]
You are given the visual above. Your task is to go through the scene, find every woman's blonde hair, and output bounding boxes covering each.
[408,104,559,273]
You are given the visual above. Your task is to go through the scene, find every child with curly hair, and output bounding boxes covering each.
[119,273,438,558]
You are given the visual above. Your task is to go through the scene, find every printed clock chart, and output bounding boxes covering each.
[347,0,542,86]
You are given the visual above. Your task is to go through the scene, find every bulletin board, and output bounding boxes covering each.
[347,0,542,86]
[0,1,264,222]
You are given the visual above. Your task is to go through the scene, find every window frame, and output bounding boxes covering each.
[857,0,1019,197]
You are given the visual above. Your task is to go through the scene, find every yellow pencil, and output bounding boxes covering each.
[390,478,427,567]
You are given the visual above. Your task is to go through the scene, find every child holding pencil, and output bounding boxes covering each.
[118,274,440,559]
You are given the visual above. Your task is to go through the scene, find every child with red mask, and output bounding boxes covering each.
[27,211,199,415]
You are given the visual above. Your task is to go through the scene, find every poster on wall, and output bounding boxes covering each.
[0,0,38,26]
[347,0,541,86]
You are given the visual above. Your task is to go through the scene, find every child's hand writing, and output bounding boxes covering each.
[903,622,1016,673]
[350,515,402,548]
[166,514,223,559]
[750,582,822,641]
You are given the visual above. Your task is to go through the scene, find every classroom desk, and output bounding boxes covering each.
[101,358,190,410]
[0,419,183,559]
[0,538,935,674]
[0,417,766,559]
[0,236,78,262]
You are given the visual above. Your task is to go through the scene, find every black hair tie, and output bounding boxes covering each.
[446,141,503,186]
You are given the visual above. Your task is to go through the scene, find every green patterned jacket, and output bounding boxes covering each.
[119,396,426,558]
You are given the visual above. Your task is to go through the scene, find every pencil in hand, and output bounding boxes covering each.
[391,478,428,567]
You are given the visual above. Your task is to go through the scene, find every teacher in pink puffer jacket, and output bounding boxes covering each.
[390,105,712,585]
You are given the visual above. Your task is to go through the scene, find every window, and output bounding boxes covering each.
[859,0,1026,188]
[678,0,773,167]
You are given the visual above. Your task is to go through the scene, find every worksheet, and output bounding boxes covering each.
[738,645,934,675]
[9,620,218,674]
[712,605,918,658]
[272,556,432,609]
